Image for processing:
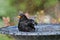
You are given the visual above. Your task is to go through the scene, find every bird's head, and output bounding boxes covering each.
[17,14,28,20]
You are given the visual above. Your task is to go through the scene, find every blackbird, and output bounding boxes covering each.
[18,14,37,32]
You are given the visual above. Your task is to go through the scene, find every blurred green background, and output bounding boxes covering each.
[0,0,60,40]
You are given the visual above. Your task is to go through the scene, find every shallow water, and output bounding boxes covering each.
[0,24,60,35]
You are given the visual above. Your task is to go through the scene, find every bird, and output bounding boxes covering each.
[17,14,37,32]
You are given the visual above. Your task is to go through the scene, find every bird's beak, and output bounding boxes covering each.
[17,16,21,18]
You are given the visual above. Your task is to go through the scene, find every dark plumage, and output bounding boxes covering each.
[18,14,37,32]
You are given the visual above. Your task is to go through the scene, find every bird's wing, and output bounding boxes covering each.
[28,19,37,25]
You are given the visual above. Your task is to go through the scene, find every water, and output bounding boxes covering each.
[0,24,60,35]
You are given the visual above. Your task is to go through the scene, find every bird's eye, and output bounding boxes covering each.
[17,16,21,18]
